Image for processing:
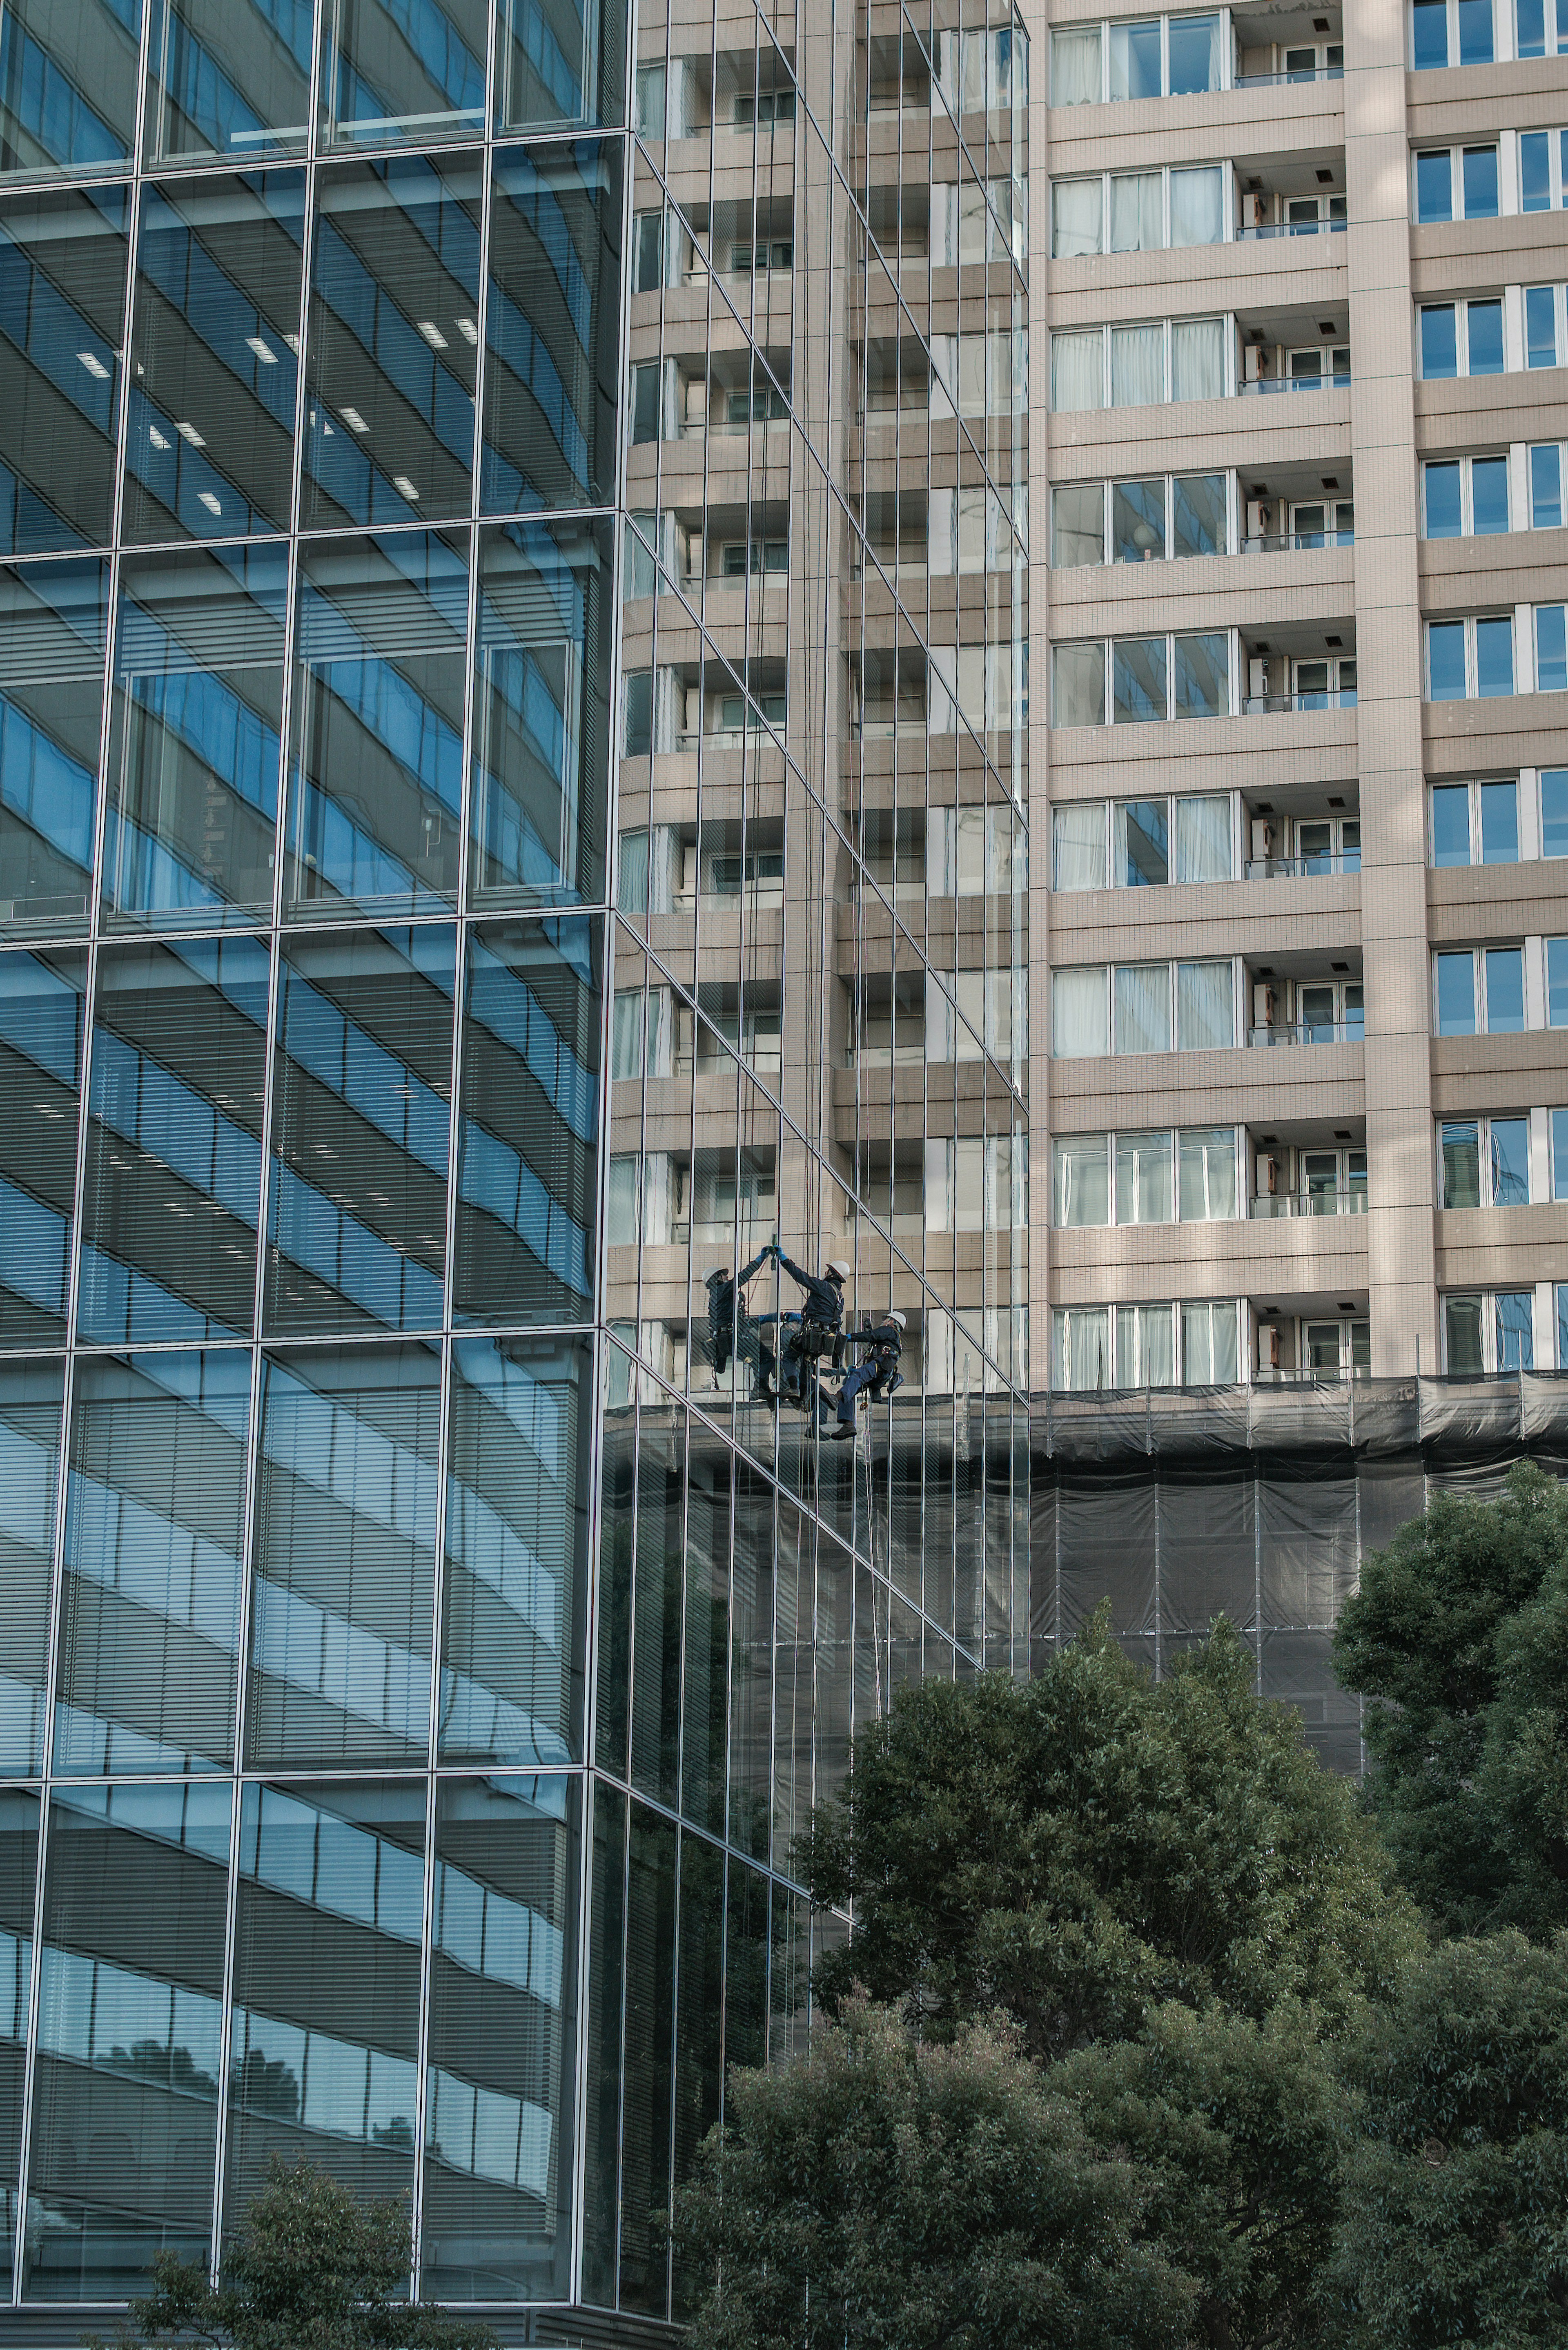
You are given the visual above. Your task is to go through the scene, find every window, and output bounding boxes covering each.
[1051,472,1231,564]
[1254,975,1363,1043]
[1425,615,1515,699]
[1549,936,1568,1023]
[1050,13,1227,104]
[1050,1296,1241,1390]
[1281,343,1352,386]
[1543,769,1568,854]
[1052,959,1235,1055]
[1051,164,1228,256]
[722,537,788,575]
[1289,656,1357,708]
[1049,315,1229,410]
[1518,0,1568,54]
[1444,1290,1534,1374]
[1537,604,1568,690]
[1292,814,1361,872]
[1412,0,1495,66]
[1418,298,1504,379]
[1439,1114,1531,1206]
[1052,796,1234,888]
[1552,1106,1568,1196]
[1430,778,1519,864]
[1283,495,1354,546]
[1052,632,1232,725]
[1530,442,1567,525]
[1433,944,1525,1034]
[1422,454,1510,537]
[1526,283,1568,367]
[1414,144,1500,221]
[1520,126,1568,210]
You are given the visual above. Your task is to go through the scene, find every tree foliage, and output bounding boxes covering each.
[1333,1460,1568,1935]
[100,2155,496,2350]
[802,1608,1418,2060]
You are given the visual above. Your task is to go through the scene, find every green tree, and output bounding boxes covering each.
[675,1995,1193,2350]
[1326,1932,1568,2346]
[1333,1460,1568,1935]
[98,2154,496,2350]
[802,1611,1418,2060]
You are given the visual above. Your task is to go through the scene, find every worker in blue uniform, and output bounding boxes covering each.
[702,1247,771,1389]
[756,1246,850,1422]
[831,1309,906,1438]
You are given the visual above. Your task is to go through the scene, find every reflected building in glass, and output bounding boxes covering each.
[0,0,1029,2324]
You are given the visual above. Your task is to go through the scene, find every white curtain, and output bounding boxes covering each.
[1171,315,1226,400]
[1051,328,1104,411]
[1052,642,1106,727]
[1176,959,1235,1050]
[610,989,644,1079]
[1175,795,1232,882]
[955,969,985,1058]
[1115,961,1171,1055]
[923,1138,951,1231]
[1118,1303,1175,1387]
[1179,1126,1237,1220]
[1116,1129,1173,1223]
[1054,1306,1111,1391]
[1109,171,1162,252]
[1183,1300,1238,1384]
[1169,164,1225,247]
[1052,482,1105,566]
[1053,1134,1109,1227]
[1053,804,1105,890]
[1052,178,1102,257]
[606,1155,640,1244]
[1053,965,1109,1057]
[1110,322,1164,406]
[951,1137,985,1230]
[1050,26,1100,103]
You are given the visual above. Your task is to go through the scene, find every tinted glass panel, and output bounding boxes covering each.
[1112,635,1165,722]
[0,556,106,933]
[0,185,128,552]
[322,0,486,146]
[1477,779,1517,863]
[1441,1119,1480,1208]
[1542,767,1568,856]
[0,948,84,1347]
[1471,455,1508,536]
[0,0,140,176]
[1423,460,1461,536]
[1430,782,1470,864]
[1491,1116,1529,1205]
[1172,472,1224,555]
[145,0,312,162]
[1110,477,1163,563]
[1420,304,1457,378]
[0,1788,37,2291]
[0,1365,59,1774]
[1466,299,1503,375]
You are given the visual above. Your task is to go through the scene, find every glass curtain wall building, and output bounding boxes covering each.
[0,0,1028,2325]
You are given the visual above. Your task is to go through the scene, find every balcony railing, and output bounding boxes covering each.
[1254,1363,1370,1383]
[1238,371,1351,395]
[1250,1187,1368,1217]
[1245,852,1360,878]
[1236,218,1347,239]
[1234,65,1345,85]
[1240,529,1354,553]
[1249,1018,1364,1047]
[1243,689,1357,713]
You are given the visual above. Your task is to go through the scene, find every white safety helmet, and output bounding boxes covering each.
[703,1265,731,1282]
[887,1311,906,1329]
[826,1259,852,1282]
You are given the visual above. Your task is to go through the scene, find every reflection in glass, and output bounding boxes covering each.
[227,1781,425,2213]
[496,0,609,128]
[57,1352,248,1772]
[453,918,600,1326]
[322,0,486,146]
[0,1365,59,1774]
[80,937,268,1342]
[104,545,286,928]
[287,533,467,917]
[145,0,311,161]
[265,927,454,1335]
[0,1788,36,2292]
[472,518,611,907]
[441,1335,591,1766]
[25,1781,231,2301]
[249,1347,441,1766]
[303,158,481,529]
[0,184,128,552]
[0,948,84,1347]
[482,142,620,513]
[0,0,140,176]
[124,172,304,541]
[422,1775,579,2300]
[0,557,106,933]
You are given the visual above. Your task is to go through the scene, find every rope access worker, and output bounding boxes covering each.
[831,1309,906,1439]
[702,1247,771,1390]
[757,1244,850,1421]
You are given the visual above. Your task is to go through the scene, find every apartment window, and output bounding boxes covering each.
[1549,937,1568,1023]
[722,537,788,575]
[1051,164,1228,256]
[1051,795,1233,888]
[1543,769,1568,854]
[1439,1114,1531,1206]
[1290,656,1357,708]
[1418,298,1503,378]
[1052,473,1230,564]
[1445,1290,1534,1374]
[1530,442,1568,524]
[1049,1126,1238,1225]
[1425,614,1514,699]
[1052,632,1232,725]
[1526,283,1568,366]
[1537,604,1568,689]
[735,87,796,125]
[1414,145,1500,221]
[731,238,793,273]
[1517,0,1568,54]
[1521,127,1568,208]
[1281,343,1351,385]
[1433,944,1526,1033]
[1430,778,1519,864]
[1050,12,1228,104]
[1050,1297,1240,1389]
[1412,0,1495,66]
[1422,454,1509,536]
[1050,315,1229,410]
[1052,958,1236,1055]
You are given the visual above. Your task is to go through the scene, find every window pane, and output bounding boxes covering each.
[1522,129,1552,210]
[1419,304,1458,379]
[1171,631,1228,717]
[1428,620,1468,698]
[1114,961,1171,1055]
[1519,0,1547,52]
[497,0,612,129]
[1172,473,1225,555]
[0,185,129,553]
[0,1783,37,2288]
[1484,945,1525,1031]
[1110,323,1164,406]
[1490,1116,1530,1206]
[123,172,304,543]
[1052,482,1105,566]
[227,1781,425,2212]
[0,0,140,174]
[1052,179,1102,257]
[303,156,481,528]
[1549,936,1568,1024]
[1168,13,1222,89]
[26,1783,231,2300]
[1053,1134,1109,1226]
[0,1367,60,1775]
[1170,317,1224,400]
[1497,1290,1533,1370]
[1107,19,1162,98]
[1052,1306,1111,1390]
[147,0,311,161]
[1052,965,1108,1056]
[1176,959,1233,1050]
[1175,796,1231,882]
[1177,1126,1236,1219]
[1052,803,1105,888]
[1181,1300,1236,1385]
[470,516,612,909]
[1457,0,1494,60]
[1114,798,1168,885]
[1466,300,1504,375]
[1474,614,1513,696]
[1423,460,1462,536]
[322,0,486,144]
[286,533,468,918]
[453,916,600,1326]
[422,1775,580,2300]
[266,927,455,1335]
[78,937,268,1344]
[1115,1129,1172,1223]
[1051,27,1102,103]
[1412,0,1450,61]
[1435,950,1477,1034]
[1441,1119,1481,1207]
[1537,604,1568,692]
[481,142,620,515]
[1415,151,1452,222]
[1052,641,1106,725]
[0,948,85,1348]
[1111,477,1165,562]
[1113,635,1167,722]
[1169,164,1223,245]
[1430,784,1471,864]
[105,544,286,928]
[1478,779,1518,863]
[1470,456,1509,535]
[1462,145,1499,218]
[1445,1293,1484,1375]
[0,558,106,934]
[1108,171,1161,252]
[1531,442,1563,528]
[1526,284,1557,368]
[1542,768,1568,856]
[1554,1108,1568,1199]
[1051,330,1104,411]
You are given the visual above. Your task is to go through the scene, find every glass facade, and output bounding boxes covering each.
[0,0,1030,2323]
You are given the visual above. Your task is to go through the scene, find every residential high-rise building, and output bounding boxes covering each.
[0,0,1027,2332]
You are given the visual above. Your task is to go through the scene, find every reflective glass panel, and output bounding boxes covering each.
[1476,614,1513,695]
[266,926,455,1336]
[1412,0,1449,62]
[1496,1290,1533,1370]
[1457,0,1494,60]
[78,937,268,1343]
[497,0,614,129]
[1051,483,1103,566]
[0,1786,37,2292]
[1168,12,1221,89]
[1527,284,1558,368]
[1172,472,1225,556]
[1441,1118,1479,1208]
[1172,632,1227,716]
[104,544,287,928]
[322,0,486,146]
[1111,478,1164,562]
[1112,635,1166,722]
[0,556,106,934]
[1415,151,1452,222]
[303,158,481,529]
[25,1782,231,2301]
[1484,945,1524,1032]
[286,533,468,918]
[453,916,600,1326]
[1434,951,1475,1035]
[124,172,304,542]
[0,947,84,1347]
[1423,460,1461,535]
[0,1364,59,1774]
[0,0,140,176]
[1542,767,1568,856]
[249,1348,441,1765]
[1427,620,1466,698]
[1466,299,1503,375]
[1445,1292,1483,1375]
[1531,443,1562,528]
[1548,936,1568,1025]
[1477,779,1517,863]
[1107,19,1161,98]
[1471,455,1508,535]
[1420,303,1457,378]
[0,185,128,552]
[56,1352,248,1773]
[1114,798,1167,885]
[1490,1115,1529,1206]
[145,0,311,161]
